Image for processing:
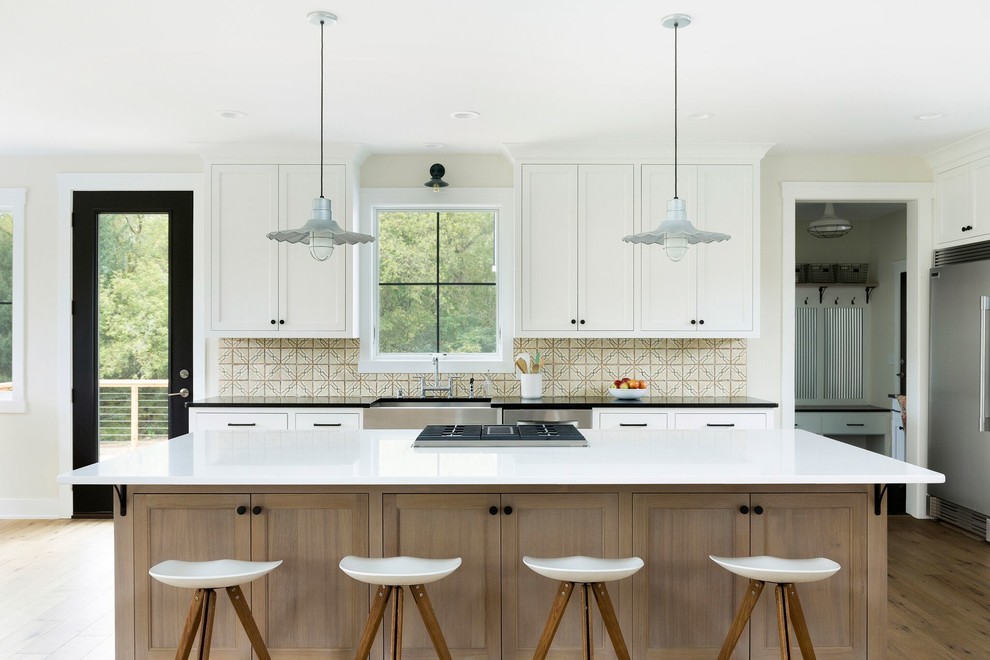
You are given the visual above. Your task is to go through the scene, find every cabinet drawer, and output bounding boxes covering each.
[794,413,823,434]
[597,412,669,429]
[294,412,360,429]
[673,412,768,430]
[192,412,289,431]
[821,412,888,435]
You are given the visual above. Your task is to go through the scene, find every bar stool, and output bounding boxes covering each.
[148,558,282,660]
[339,555,462,660]
[523,555,643,660]
[710,555,841,660]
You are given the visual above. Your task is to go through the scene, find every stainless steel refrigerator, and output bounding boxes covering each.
[929,256,990,535]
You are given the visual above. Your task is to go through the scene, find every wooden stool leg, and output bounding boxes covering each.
[591,582,631,660]
[354,585,393,660]
[390,586,404,660]
[580,584,593,660]
[197,589,217,660]
[774,584,791,660]
[533,581,576,660]
[226,585,272,660]
[716,579,765,660]
[783,584,817,660]
[175,589,206,660]
[410,584,453,660]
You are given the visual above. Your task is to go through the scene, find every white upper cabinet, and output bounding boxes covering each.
[210,163,354,336]
[519,164,635,334]
[935,156,990,245]
[640,164,756,335]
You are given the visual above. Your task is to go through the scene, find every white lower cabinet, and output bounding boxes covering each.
[189,408,364,431]
[796,410,891,456]
[594,408,773,430]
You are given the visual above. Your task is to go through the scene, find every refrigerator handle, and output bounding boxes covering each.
[981,296,990,432]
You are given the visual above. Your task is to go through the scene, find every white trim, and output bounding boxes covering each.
[503,142,774,162]
[781,181,934,518]
[358,187,515,374]
[56,173,204,517]
[0,189,25,412]
[925,128,990,172]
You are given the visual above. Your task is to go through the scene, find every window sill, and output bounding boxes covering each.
[358,356,515,374]
[0,399,27,413]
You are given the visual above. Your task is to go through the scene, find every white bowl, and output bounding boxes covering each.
[609,387,649,399]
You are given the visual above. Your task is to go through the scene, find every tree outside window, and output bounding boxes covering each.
[378,210,497,355]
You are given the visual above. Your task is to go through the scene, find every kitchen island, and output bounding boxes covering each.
[60,428,941,660]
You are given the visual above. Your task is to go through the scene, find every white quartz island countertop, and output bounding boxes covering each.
[58,428,944,486]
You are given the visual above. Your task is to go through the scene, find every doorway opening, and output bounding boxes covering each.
[71,191,193,516]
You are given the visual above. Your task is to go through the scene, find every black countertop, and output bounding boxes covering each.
[795,404,890,413]
[191,396,778,409]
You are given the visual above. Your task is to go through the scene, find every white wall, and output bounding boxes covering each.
[0,156,203,517]
[747,156,932,406]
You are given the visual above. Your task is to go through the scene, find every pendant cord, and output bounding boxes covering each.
[673,20,678,200]
[319,19,325,198]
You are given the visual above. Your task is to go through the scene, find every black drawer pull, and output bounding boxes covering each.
[619,423,648,427]
[236,506,247,515]
[739,505,750,515]
[753,505,764,515]
[503,506,513,515]
[489,506,498,515]
[313,423,342,427]
[706,423,735,427]
[962,225,974,231]
[252,506,263,515]
[846,423,866,427]
[227,422,257,427]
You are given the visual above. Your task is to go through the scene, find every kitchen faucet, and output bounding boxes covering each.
[420,354,455,397]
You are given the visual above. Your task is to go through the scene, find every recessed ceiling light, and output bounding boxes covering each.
[914,113,945,121]
[216,110,247,120]
[424,142,447,149]
[450,110,480,120]
[687,113,713,120]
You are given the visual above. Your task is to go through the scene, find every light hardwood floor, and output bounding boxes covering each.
[0,516,987,659]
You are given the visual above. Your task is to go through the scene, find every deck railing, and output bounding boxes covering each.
[99,379,169,448]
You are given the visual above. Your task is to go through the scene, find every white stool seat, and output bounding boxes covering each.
[523,555,644,583]
[149,559,283,590]
[709,555,840,584]
[339,555,462,586]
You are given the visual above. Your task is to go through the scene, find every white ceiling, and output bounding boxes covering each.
[4,0,989,157]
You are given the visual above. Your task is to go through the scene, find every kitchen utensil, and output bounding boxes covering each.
[515,357,528,374]
[532,351,542,373]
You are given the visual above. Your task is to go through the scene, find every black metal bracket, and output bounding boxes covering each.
[874,483,888,516]
[113,484,127,517]
[818,286,827,304]
[865,285,877,304]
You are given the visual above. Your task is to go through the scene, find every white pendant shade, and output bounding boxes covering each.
[267,197,374,261]
[807,202,852,238]
[623,198,730,262]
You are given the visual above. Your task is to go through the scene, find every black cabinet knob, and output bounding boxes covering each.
[571,319,577,324]
[279,319,285,325]
[270,319,276,325]
[739,505,750,515]
[962,225,974,231]
[690,319,697,325]
[699,319,705,325]
[236,505,248,515]
[579,319,585,325]
[503,505,513,515]
[753,505,764,515]
[252,505,263,515]
[489,506,498,516]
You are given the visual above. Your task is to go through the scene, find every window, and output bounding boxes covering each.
[0,189,25,411]
[359,188,514,373]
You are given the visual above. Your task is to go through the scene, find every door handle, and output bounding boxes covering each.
[845,423,866,427]
[706,423,735,427]
[227,422,256,427]
[982,296,990,432]
[168,388,190,398]
[619,423,648,427]
[313,423,342,427]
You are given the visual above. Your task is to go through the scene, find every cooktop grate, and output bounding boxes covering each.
[413,424,588,447]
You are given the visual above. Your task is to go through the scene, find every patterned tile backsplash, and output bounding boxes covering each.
[217,338,747,398]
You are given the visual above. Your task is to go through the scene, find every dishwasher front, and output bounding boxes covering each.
[501,408,592,429]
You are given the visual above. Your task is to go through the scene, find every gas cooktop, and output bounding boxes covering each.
[412,424,588,448]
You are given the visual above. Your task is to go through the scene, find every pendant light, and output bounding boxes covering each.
[267,11,374,261]
[807,202,853,238]
[623,14,730,262]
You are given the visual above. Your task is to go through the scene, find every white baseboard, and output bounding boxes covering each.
[0,498,66,519]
